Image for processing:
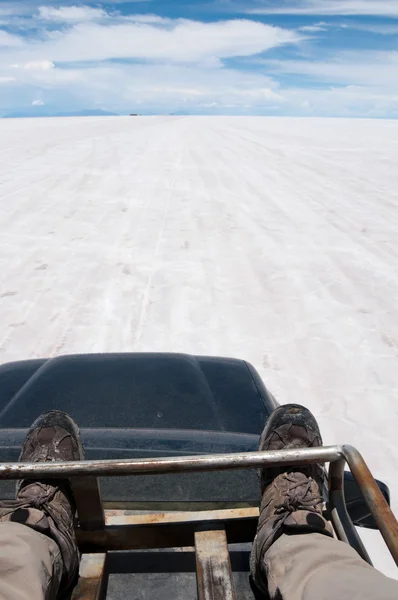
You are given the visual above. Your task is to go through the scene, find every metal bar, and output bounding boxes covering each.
[328,458,372,564]
[328,459,350,545]
[71,477,105,530]
[195,528,236,600]
[71,553,108,600]
[76,507,258,552]
[0,446,342,479]
[343,445,398,567]
[1,440,396,564]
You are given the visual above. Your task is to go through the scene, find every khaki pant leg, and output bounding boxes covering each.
[0,522,63,600]
[263,532,398,600]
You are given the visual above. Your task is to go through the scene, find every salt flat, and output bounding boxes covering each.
[0,115,397,576]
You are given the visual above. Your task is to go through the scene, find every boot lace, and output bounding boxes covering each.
[275,474,323,514]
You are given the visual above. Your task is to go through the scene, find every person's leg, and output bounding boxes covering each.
[264,531,398,600]
[0,411,84,600]
[0,521,63,600]
[250,404,398,600]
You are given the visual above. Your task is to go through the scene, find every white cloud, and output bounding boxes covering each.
[38,5,108,23]
[246,1,398,17]
[124,14,172,25]
[263,51,398,88]
[0,60,284,113]
[0,76,16,83]
[0,17,301,65]
[2,56,398,117]
[32,98,44,105]
[299,24,327,32]
[13,60,55,70]
[339,22,398,34]
[297,19,398,35]
[237,87,284,100]
[0,30,23,47]
[0,11,302,115]
[283,84,398,117]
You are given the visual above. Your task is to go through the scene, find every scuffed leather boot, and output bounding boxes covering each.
[0,410,84,597]
[250,404,334,596]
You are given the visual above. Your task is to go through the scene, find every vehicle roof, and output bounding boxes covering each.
[0,353,276,504]
[0,352,272,431]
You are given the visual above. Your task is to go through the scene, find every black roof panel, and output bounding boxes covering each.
[0,353,274,433]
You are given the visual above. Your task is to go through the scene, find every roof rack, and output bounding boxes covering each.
[1,444,397,600]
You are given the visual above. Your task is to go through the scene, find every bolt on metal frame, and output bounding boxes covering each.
[0,444,397,600]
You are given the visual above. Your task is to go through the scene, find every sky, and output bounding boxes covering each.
[0,0,398,117]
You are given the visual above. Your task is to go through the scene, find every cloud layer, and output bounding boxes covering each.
[2,14,301,64]
[246,0,398,17]
[0,3,398,117]
[38,5,108,22]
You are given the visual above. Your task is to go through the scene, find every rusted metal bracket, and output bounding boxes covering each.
[328,445,398,566]
[71,553,108,600]
[328,457,372,564]
[72,476,105,530]
[195,527,236,600]
[343,445,398,563]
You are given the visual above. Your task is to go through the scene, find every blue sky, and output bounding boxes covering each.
[1,0,398,117]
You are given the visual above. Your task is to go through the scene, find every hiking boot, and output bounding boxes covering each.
[250,404,334,596]
[0,411,84,596]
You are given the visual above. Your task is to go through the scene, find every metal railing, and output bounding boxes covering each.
[0,445,397,600]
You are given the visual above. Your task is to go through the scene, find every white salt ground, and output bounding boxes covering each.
[0,115,397,577]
